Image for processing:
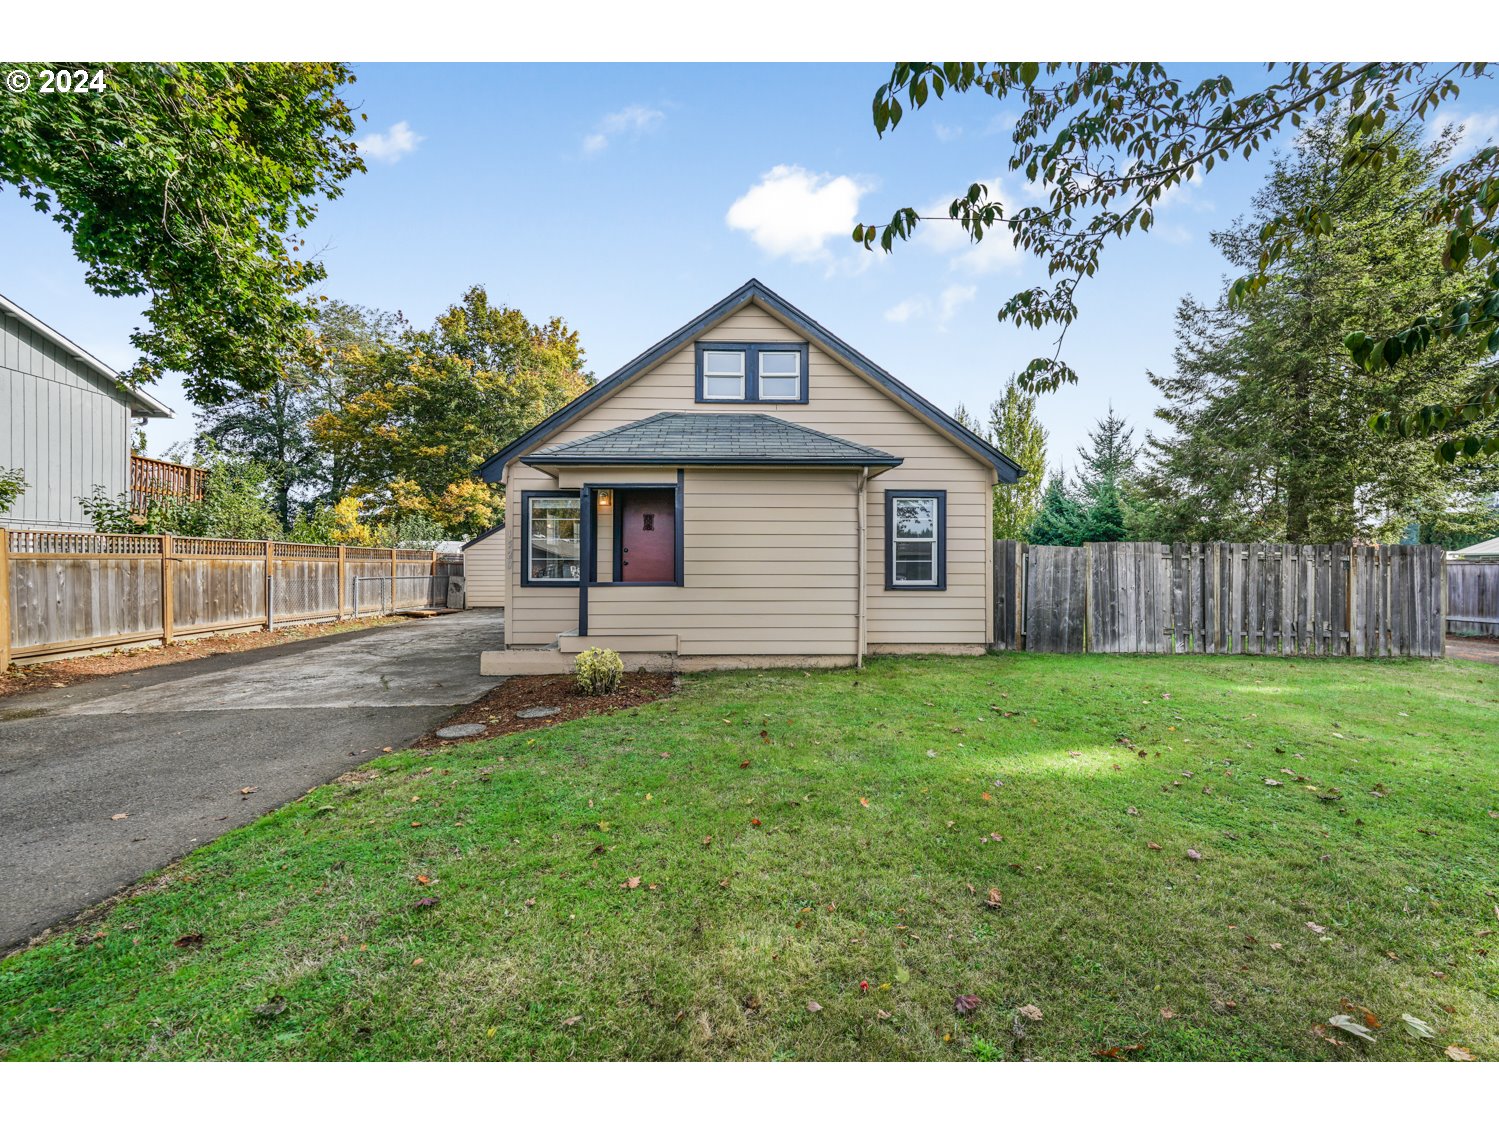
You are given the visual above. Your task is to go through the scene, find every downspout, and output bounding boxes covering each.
[856,468,869,670]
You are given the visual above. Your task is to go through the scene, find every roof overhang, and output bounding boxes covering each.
[0,292,173,419]
[475,280,1022,485]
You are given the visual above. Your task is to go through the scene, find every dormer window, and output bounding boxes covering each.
[695,342,809,404]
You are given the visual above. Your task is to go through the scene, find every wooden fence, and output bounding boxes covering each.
[1447,560,1498,638]
[1,528,452,668]
[994,540,1446,657]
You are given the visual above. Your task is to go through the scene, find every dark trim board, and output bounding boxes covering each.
[694,340,810,404]
[475,279,1022,483]
[884,489,948,591]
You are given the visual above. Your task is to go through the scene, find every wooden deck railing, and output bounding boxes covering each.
[129,453,207,511]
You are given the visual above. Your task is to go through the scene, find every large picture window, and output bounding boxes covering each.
[885,490,946,590]
[524,492,581,584]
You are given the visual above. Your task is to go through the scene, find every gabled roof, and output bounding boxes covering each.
[0,292,173,419]
[462,523,505,550]
[520,412,902,469]
[476,279,1022,483]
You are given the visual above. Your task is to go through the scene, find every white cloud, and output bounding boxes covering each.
[883,284,977,329]
[1431,109,1499,153]
[358,121,422,164]
[726,165,870,262]
[934,123,964,142]
[582,104,665,155]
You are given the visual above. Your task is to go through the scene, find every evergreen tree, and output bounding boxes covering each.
[1027,474,1086,546]
[987,379,1049,540]
[1138,117,1499,544]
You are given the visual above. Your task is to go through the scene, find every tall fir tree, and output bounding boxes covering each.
[1027,474,1087,546]
[1138,116,1499,544]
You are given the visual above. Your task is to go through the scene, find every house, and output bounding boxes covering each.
[1,293,173,531]
[1448,535,1499,562]
[470,279,1021,673]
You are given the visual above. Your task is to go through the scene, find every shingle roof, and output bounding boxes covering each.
[519,412,902,468]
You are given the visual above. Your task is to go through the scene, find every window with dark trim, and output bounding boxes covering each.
[884,490,946,590]
[694,341,810,404]
[521,490,582,585]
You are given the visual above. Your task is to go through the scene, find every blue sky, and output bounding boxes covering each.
[4,62,1497,474]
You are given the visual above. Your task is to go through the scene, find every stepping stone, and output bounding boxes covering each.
[516,706,561,720]
[435,723,486,739]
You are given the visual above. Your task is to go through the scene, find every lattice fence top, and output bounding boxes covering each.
[173,537,269,556]
[6,529,164,555]
[344,547,395,561]
[271,542,341,560]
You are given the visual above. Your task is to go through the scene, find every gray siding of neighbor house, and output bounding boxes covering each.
[1,307,132,531]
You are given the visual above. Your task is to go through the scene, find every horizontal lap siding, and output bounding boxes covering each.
[504,302,993,649]
[462,531,507,607]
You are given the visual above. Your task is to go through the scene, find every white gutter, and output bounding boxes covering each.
[0,292,173,419]
[856,467,869,669]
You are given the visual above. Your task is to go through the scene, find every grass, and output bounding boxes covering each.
[2,653,1496,1061]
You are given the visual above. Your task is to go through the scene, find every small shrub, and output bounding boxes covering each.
[575,647,624,696]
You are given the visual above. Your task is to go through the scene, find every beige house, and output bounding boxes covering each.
[473,280,1021,673]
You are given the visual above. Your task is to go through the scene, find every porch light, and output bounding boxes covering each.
[597,489,612,510]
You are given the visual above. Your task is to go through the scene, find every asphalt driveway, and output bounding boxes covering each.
[0,610,503,950]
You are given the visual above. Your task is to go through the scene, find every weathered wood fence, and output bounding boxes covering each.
[993,540,1446,657]
[1447,560,1499,638]
[1,528,452,668]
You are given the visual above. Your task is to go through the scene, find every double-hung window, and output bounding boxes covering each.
[695,342,809,403]
[524,492,582,584]
[885,491,946,590]
[756,350,802,400]
[700,350,747,400]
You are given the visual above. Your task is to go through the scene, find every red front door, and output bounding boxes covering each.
[619,490,675,582]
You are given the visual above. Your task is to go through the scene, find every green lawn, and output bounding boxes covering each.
[3,654,1495,1061]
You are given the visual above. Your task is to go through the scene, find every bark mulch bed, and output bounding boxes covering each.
[412,672,678,747]
[0,616,408,701]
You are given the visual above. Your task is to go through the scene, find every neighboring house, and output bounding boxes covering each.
[1,293,173,531]
[1449,535,1499,561]
[462,524,506,607]
[470,279,1021,672]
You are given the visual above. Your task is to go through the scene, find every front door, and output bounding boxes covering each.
[619,489,675,582]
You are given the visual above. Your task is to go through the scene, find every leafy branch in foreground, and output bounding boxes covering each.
[0,62,364,405]
[854,62,1498,459]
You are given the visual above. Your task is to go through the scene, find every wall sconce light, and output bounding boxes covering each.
[597,489,613,510]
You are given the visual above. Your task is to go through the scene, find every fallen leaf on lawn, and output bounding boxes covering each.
[740,760,750,769]
[1269,942,1283,950]
[253,996,288,1018]
[1126,807,1139,816]
[1327,1013,1376,1043]
[1400,1014,1436,1039]
[416,874,432,885]
[1186,849,1202,862]
[173,933,204,949]
[982,887,1003,910]
[413,896,440,909]
[1264,779,1283,787]
[877,1009,892,1020]
[859,797,869,807]
[561,1015,583,1027]
[111,813,128,821]
[954,994,981,1015]
[1017,1004,1043,1022]
[1340,999,1380,1028]
[1161,1008,1176,1019]
[411,957,424,966]
[1431,970,1446,979]
[621,877,641,890]
[523,898,536,907]
[1444,1044,1474,1061]
[806,1001,823,1013]
[701,836,712,847]
[1385,950,1399,960]
[1311,1024,1349,1049]
[1093,1044,1146,1059]
[750,818,762,827]
[980,792,992,802]
[1147,842,1163,851]
[1305,921,1327,934]
[719,878,730,888]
